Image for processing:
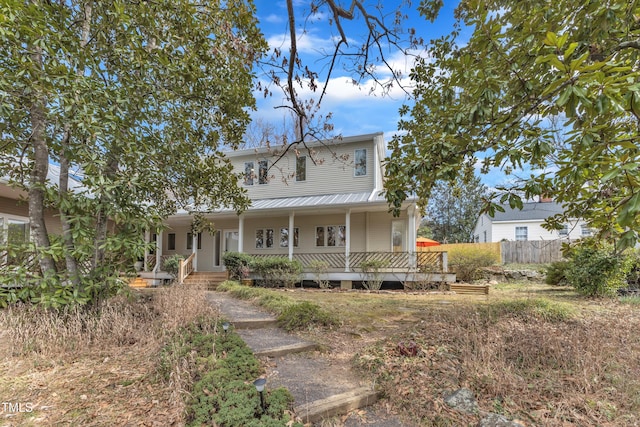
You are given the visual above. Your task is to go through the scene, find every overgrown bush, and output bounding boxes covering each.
[308,259,331,289]
[360,259,388,291]
[277,301,340,331]
[565,244,633,297]
[448,246,499,282]
[163,254,184,278]
[251,257,302,288]
[222,252,254,280]
[545,261,570,286]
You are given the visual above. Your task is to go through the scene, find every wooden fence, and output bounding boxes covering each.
[500,240,564,264]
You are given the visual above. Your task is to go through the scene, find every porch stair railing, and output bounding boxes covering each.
[177,252,196,284]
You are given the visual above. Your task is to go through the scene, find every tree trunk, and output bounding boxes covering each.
[29,43,57,276]
[59,146,80,286]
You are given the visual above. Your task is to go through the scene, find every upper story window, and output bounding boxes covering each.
[354,148,367,177]
[258,160,268,184]
[515,226,528,241]
[244,161,254,185]
[296,156,306,182]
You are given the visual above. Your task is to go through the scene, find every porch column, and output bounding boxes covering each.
[238,214,244,253]
[288,211,295,261]
[345,209,351,272]
[143,229,150,271]
[192,232,198,272]
[155,230,163,273]
[408,204,417,269]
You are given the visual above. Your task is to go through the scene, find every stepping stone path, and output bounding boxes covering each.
[205,292,400,425]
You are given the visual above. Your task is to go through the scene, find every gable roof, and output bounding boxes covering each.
[490,201,565,222]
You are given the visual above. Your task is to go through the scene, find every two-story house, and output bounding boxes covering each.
[145,132,454,286]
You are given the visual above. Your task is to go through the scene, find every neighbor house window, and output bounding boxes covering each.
[316,225,345,247]
[559,224,569,236]
[244,161,254,185]
[256,228,274,249]
[354,148,367,176]
[186,232,202,250]
[280,227,299,247]
[483,231,487,243]
[581,224,593,237]
[168,233,176,250]
[258,160,268,184]
[515,227,528,241]
[296,156,306,182]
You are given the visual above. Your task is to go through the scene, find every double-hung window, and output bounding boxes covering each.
[296,156,306,182]
[244,161,254,185]
[258,160,268,184]
[515,226,528,241]
[354,149,367,177]
[1,215,29,265]
[280,228,299,247]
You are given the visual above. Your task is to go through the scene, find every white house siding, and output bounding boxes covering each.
[474,213,493,243]
[489,220,585,242]
[228,136,379,200]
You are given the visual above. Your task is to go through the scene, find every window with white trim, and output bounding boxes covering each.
[558,224,569,236]
[354,149,367,176]
[256,228,274,249]
[258,160,268,184]
[280,227,299,247]
[315,225,345,247]
[244,161,254,185]
[1,215,29,265]
[515,226,528,241]
[581,224,593,237]
[296,156,306,182]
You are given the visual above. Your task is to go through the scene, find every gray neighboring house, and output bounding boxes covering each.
[473,199,593,243]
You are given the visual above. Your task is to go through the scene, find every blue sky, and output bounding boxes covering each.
[249,1,523,189]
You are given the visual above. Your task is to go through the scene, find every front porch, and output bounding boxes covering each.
[138,249,455,287]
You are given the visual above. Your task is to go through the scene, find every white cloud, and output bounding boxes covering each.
[264,14,284,24]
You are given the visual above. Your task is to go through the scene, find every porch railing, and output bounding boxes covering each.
[251,251,447,272]
[146,255,174,272]
[178,252,195,284]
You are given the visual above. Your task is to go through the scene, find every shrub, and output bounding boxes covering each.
[565,244,634,297]
[447,246,499,282]
[308,260,331,289]
[545,261,570,285]
[360,259,388,291]
[222,252,254,280]
[277,301,339,331]
[251,257,303,288]
[163,254,184,278]
[160,321,302,427]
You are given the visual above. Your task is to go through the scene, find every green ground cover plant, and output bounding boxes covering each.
[160,318,301,427]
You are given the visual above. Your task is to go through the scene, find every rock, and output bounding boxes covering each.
[488,280,499,286]
[443,388,478,414]
[477,413,526,427]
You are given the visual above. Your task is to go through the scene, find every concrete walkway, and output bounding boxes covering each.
[205,291,407,426]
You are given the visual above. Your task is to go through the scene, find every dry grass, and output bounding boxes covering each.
[0,284,218,426]
[282,286,640,426]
